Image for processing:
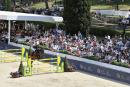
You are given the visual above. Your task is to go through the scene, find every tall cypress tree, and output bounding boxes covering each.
[63,0,91,35]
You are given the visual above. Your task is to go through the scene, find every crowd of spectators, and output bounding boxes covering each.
[24,28,130,65]
[0,21,45,43]
[0,13,130,66]
[0,20,130,66]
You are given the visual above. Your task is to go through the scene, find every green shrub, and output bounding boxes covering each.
[111,61,130,68]
[126,33,130,37]
[90,27,121,37]
[38,45,50,50]
[28,21,64,31]
[54,0,63,5]
[83,56,100,61]
[19,42,29,46]
[59,50,69,54]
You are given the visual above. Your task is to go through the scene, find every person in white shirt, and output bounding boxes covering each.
[107,35,110,40]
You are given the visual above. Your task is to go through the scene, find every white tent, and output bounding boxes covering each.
[0,11,63,22]
[0,11,63,44]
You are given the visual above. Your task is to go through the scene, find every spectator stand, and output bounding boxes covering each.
[0,11,63,45]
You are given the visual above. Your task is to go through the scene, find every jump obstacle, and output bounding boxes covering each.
[0,49,21,63]
[19,47,64,77]
[0,47,65,77]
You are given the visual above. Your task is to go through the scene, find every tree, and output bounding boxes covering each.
[63,0,91,35]
[20,0,31,6]
[4,0,11,11]
[111,0,124,10]
[44,0,49,9]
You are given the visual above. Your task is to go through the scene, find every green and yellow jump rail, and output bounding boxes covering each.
[0,50,21,63]
[19,47,64,77]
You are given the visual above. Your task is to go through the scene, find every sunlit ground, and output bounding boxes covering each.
[0,61,129,87]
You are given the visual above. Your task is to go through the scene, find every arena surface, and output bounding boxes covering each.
[0,62,129,87]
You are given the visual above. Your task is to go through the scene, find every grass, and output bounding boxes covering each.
[31,2,45,9]
[118,5,130,10]
[31,2,53,9]
[31,1,130,11]
[91,5,130,10]
[91,5,113,10]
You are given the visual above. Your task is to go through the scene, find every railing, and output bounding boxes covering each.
[32,56,64,74]
[20,47,64,76]
[0,50,20,63]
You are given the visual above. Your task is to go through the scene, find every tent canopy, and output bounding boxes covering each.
[0,11,63,44]
[0,11,63,23]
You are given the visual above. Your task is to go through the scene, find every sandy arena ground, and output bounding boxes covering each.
[0,62,129,87]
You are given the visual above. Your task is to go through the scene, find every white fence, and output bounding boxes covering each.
[9,42,34,50]
[96,10,130,18]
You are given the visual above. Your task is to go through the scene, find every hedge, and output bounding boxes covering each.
[59,50,69,54]
[83,56,100,61]
[89,27,121,37]
[125,32,130,37]
[19,42,29,46]
[111,61,130,68]
[38,44,50,50]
